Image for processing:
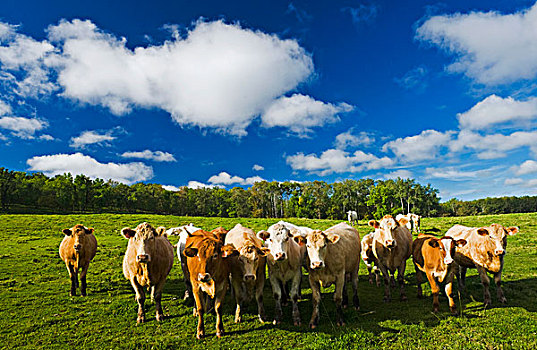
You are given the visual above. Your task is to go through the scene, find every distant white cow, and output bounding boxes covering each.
[347,211,358,225]
[396,213,421,233]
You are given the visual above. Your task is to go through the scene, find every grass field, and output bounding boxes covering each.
[0,213,536,349]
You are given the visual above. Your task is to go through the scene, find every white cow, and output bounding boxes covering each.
[166,223,201,302]
[347,211,358,225]
[396,213,421,233]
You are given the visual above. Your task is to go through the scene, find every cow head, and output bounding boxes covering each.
[238,234,270,281]
[258,224,293,262]
[63,224,94,253]
[477,224,519,256]
[121,222,166,263]
[295,230,340,270]
[360,232,374,263]
[369,215,406,249]
[428,237,467,265]
[183,232,238,298]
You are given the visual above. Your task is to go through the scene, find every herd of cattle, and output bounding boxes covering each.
[58,215,519,339]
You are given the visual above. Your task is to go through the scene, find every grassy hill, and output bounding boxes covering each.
[0,213,536,349]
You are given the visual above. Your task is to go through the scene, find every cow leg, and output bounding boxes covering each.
[378,263,392,302]
[290,270,302,326]
[425,272,440,312]
[193,288,205,339]
[351,269,360,311]
[131,279,146,324]
[373,265,381,287]
[494,271,507,303]
[281,280,289,306]
[309,276,321,329]
[476,266,492,306]
[256,266,266,323]
[154,279,166,322]
[342,279,349,309]
[270,274,284,325]
[215,288,227,338]
[367,265,374,284]
[66,263,77,296]
[458,266,467,291]
[334,272,346,326]
[397,264,407,301]
[415,265,425,299]
[232,277,244,323]
[445,271,457,314]
[79,263,89,297]
[181,260,193,304]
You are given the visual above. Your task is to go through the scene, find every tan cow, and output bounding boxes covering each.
[121,222,174,324]
[412,235,467,313]
[368,215,412,302]
[294,222,360,329]
[183,229,239,339]
[225,224,269,323]
[59,224,97,296]
[445,223,519,305]
[396,213,421,233]
[361,232,380,286]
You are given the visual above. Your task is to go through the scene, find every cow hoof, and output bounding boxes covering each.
[258,316,266,323]
[137,316,145,324]
[401,295,408,302]
[156,314,164,322]
[500,297,507,304]
[196,333,205,340]
[337,320,346,327]
[343,304,348,309]
[309,323,317,330]
[216,332,224,338]
[294,321,301,326]
[484,300,492,307]
[234,317,241,323]
[273,319,281,325]
[354,306,360,311]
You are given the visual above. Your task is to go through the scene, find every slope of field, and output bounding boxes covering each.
[0,213,536,349]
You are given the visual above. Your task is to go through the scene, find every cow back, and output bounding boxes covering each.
[324,222,361,273]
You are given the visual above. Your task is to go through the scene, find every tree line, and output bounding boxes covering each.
[0,167,534,218]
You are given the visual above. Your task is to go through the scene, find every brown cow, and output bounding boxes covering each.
[412,235,467,313]
[445,223,519,305]
[121,222,174,324]
[183,229,239,339]
[361,232,381,286]
[368,215,412,302]
[225,223,270,323]
[59,224,97,296]
[294,222,360,329]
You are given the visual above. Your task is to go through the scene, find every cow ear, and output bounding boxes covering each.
[221,244,239,258]
[62,228,72,236]
[428,239,439,248]
[257,247,270,257]
[506,226,519,235]
[477,228,489,236]
[156,226,167,236]
[293,235,307,246]
[456,239,467,247]
[257,230,270,241]
[328,234,340,244]
[85,227,95,234]
[368,220,380,228]
[184,247,198,257]
[121,228,136,239]
[398,217,409,226]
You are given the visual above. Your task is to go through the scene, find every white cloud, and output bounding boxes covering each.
[69,130,116,148]
[26,152,153,184]
[425,167,481,180]
[0,99,12,115]
[334,129,374,149]
[512,160,537,176]
[43,19,314,136]
[382,169,413,180]
[505,178,523,186]
[162,185,181,192]
[208,171,265,186]
[416,3,537,85]
[187,181,219,189]
[121,150,176,162]
[458,95,537,130]
[261,94,353,136]
[0,116,48,138]
[450,129,537,159]
[382,129,453,161]
[252,164,264,171]
[286,148,393,175]
[394,66,428,92]
[39,134,54,141]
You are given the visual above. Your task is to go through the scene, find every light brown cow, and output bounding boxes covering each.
[445,223,519,305]
[121,222,174,324]
[59,224,97,296]
[412,235,467,313]
[361,232,380,286]
[294,222,360,329]
[368,215,412,302]
[183,229,239,339]
[225,223,269,323]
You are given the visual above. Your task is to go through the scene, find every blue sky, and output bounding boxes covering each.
[2,0,537,201]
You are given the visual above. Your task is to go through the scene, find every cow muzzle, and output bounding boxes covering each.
[274,252,286,261]
[244,274,256,281]
[73,244,82,252]
[444,257,453,265]
[494,248,505,256]
[310,261,324,270]
[198,273,212,283]
[385,240,396,249]
[136,254,150,263]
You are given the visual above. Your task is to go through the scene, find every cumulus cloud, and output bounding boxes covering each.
[121,150,176,162]
[69,130,116,148]
[334,129,374,149]
[0,116,48,138]
[261,94,353,136]
[208,171,265,186]
[450,129,537,159]
[252,164,264,171]
[26,152,153,184]
[162,185,181,192]
[187,181,220,189]
[458,95,537,130]
[416,3,537,85]
[286,148,393,175]
[512,160,537,176]
[382,129,453,161]
[0,99,12,115]
[382,169,413,180]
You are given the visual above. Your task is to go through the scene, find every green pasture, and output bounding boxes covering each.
[0,213,536,349]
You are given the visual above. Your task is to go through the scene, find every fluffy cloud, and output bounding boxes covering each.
[0,116,48,138]
[382,169,413,180]
[0,99,12,115]
[187,181,220,189]
[450,129,537,159]
[334,129,374,149]
[512,160,537,176]
[458,95,537,130]
[208,171,265,186]
[121,150,176,162]
[286,148,393,175]
[69,130,116,148]
[26,152,153,184]
[252,164,264,171]
[162,185,181,192]
[261,94,353,136]
[382,129,453,161]
[416,3,537,85]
